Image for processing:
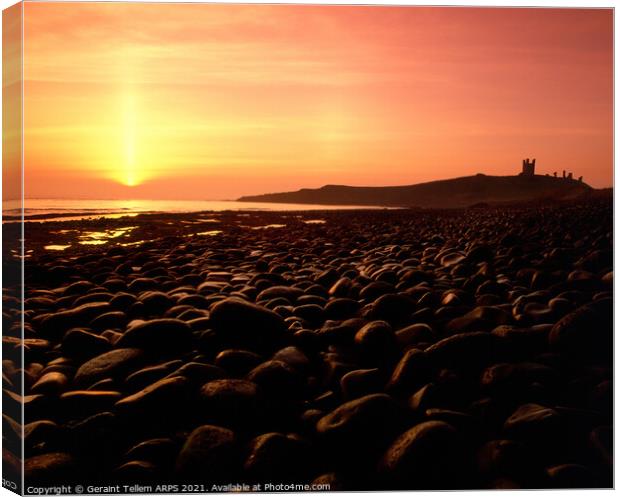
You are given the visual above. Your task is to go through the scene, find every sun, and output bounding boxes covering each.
[121,92,140,187]
[111,85,151,187]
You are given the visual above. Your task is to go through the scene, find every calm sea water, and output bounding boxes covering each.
[3,198,391,222]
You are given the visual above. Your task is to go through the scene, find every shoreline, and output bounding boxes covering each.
[1,194,611,259]
[3,196,613,489]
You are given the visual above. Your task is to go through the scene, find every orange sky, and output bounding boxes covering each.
[21,3,613,199]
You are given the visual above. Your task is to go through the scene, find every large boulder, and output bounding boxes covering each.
[73,348,144,387]
[379,421,465,489]
[316,394,404,462]
[175,425,238,480]
[209,298,286,352]
[548,300,612,361]
[116,319,193,355]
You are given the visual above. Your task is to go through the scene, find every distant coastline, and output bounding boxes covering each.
[238,173,597,209]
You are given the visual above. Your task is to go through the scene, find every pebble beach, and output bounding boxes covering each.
[3,197,613,490]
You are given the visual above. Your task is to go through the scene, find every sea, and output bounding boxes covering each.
[3,198,392,222]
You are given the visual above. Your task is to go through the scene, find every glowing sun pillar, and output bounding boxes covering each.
[122,90,138,187]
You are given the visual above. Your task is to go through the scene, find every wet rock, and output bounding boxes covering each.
[24,420,62,452]
[128,278,159,293]
[366,294,414,324]
[31,372,69,396]
[114,460,157,481]
[187,316,212,332]
[311,472,350,491]
[340,368,383,399]
[116,376,189,417]
[503,403,564,442]
[354,320,396,363]
[477,294,502,306]
[247,360,304,398]
[481,362,557,397]
[577,249,612,273]
[257,286,304,303]
[138,291,174,314]
[424,409,475,435]
[209,297,286,352]
[492,325,549,359]
[545,464,595,488]
[101,330,123,345]
[2,414,21,454]
[89,311,128,331]
[601,271,613,287]
[176,293,210,310]
[386,348,431,394]
[215,349,263,377]
[359,281,395,301]
[548,297,572,315]
[477,439,542,486]
[67,411,122,456]
[441,291,464,306]
[297,294,327,306]
[4,390,49,424]
[315,268,339,288]
[165,362,225,387]
[549,301,612,361]
[60,390,122,419]
[588,425,612,469]
[316,394,404,460]
[322,357,359,388]
[467,244,493,262]
[124,360,184,392]
[318,318,366,345]
[446,306,511,334]
[116,319,193,355]
[3,448,21,484]
[379,420,465,489]
[328,277,353,298]
[408,383,445,412]
[272,346,311,372]
[521,302,555,324]
[243,432,311,480]
[394,323,434,349]
[440,252,466,267]
[62,281,96,296]
[73,348,144,387]
[125,438,178,466]
[61,328,111,360]
[176,425,238,480]
[25,452,76,483]
[36,302,112,339]
[426,332,499,370]
[292,304,325,325]
[110,293,137,311]
[324,298,361,320]
[199,379,262,429]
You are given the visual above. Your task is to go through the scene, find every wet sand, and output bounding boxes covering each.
[3,197,613,490]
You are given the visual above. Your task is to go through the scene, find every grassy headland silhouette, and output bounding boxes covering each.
[239,166,594,209]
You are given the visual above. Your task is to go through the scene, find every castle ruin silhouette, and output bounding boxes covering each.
[519,158,582,182]
[521,158,535,176]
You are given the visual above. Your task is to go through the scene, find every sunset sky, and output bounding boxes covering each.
[21,3,613,200]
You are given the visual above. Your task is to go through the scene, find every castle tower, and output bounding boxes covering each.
[521,158,535,176]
